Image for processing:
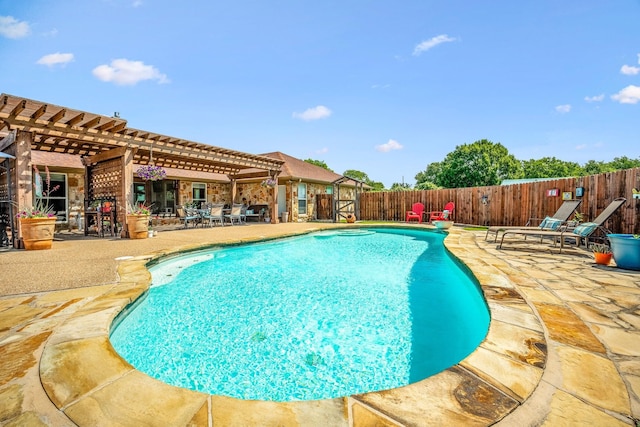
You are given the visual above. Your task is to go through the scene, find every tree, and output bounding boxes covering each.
[415,181,440,190]
[607,156,640,170]
[522,157,583,178]
[343,169,369,182]
[582,160,611,175]
[390,182,412,191]
[437,139,523,188]
[342,169,385,191]
[304,158,333,171]
[415,162,442,189]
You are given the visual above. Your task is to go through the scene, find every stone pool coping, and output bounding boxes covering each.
[2,223,638,425]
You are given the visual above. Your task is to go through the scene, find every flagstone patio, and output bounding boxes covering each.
[0,223,638,426]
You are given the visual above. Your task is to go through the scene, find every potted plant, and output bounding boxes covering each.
[127,202,151,239]
[590,242,612,266]
[16,165,59,250]
[607,234,640,271]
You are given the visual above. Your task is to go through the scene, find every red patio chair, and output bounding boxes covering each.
[406,202,425,223]
[428,202,455,223]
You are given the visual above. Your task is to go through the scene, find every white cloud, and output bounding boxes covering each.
[555,104,571,113]
[92,59,169,85]
[42,28,58,37]
[575,144,587,150]
[584,94,604,102]
[132,0,143,7]
[372,84,390,89]
[375,139,403,152]
[292,105,332,121]
[36,52,74,67]
[316,147,329,154]
[611,85,640,104]
[621,65,640,75]
[0,15,30,39]
[413,34,456,56]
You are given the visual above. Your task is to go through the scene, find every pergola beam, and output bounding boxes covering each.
[0,93,284,175]
[65,113,84,126]
[31,104,47,120]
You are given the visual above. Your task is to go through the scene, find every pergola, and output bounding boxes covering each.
[0,93,284,240]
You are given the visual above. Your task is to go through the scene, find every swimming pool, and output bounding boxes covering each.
[110,227,489,401]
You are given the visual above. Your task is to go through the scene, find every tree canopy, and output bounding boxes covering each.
[522,157,582,178]
[343,169,384,191]
[304,158,333,171]
[431,139,523,188]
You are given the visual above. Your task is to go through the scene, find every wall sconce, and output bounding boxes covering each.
[575,187,584,197]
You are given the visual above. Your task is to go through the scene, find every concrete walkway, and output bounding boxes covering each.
[0,223,638,426]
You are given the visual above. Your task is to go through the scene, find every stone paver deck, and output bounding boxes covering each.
[0,223,638,426]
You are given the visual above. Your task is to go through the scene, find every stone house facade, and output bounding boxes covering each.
[31,150,359,229]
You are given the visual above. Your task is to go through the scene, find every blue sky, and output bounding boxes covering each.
[1,1,639,187]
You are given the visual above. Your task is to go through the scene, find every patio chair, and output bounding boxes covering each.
[427,202,455,223]
[177,207,200,228]
[225,203,244,226]
[202,204,225,227]
[498,197,627,253]
[485,199,583,242]
[406,202,424,223]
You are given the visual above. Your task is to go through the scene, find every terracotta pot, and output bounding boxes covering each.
[593,252,612,266]
[20,217,56,250]
[346,213,356,223]
[127,214,150,239]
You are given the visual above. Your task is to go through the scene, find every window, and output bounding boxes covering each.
[192,183,206,208]
[37,172,67,222]
[298,183,307,215]
[151,180,177,214]
[326,186,333,195]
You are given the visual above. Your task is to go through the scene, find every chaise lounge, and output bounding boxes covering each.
[485,199,582,242]
[497,197,627,253]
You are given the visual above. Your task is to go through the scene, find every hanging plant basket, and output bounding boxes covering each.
[261,178,277,188]
[136,165,167,181]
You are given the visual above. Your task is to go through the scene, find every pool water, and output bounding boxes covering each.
[110,228,489,401]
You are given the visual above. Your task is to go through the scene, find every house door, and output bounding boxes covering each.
[278,185,286,216]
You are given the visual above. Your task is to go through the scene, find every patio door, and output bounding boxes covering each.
[278,185,286,216]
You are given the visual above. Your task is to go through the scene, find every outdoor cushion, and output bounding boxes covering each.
[572,222,599,237]
[246,210,254,215]
[541,217,563,231]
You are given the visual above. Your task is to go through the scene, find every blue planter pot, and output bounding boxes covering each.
[608,234,640,271]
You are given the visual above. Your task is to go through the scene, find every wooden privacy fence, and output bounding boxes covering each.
[360,167,640,235]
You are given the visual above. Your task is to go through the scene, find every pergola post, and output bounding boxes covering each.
[15,130,33,212]
[121,148,135,237]
[14,131,34,246]
[230,179,237,204]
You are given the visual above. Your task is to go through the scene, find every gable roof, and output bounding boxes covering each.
[260,152,342,183]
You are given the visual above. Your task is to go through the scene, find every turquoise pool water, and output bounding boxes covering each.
[110,228,489,401]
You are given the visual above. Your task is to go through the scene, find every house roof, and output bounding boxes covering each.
[500,177,562,186]
[261,152,344,183]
